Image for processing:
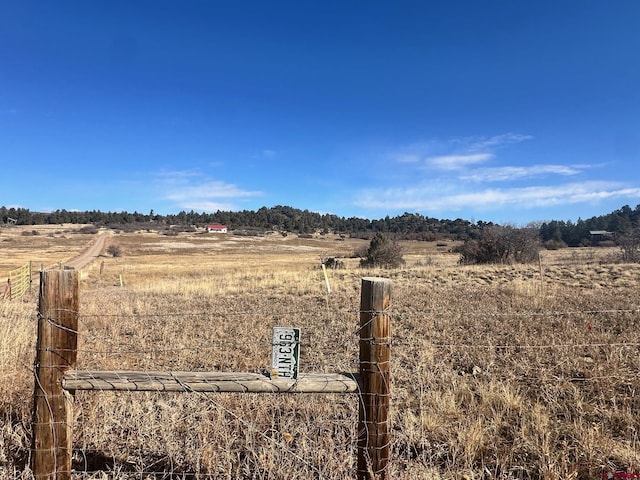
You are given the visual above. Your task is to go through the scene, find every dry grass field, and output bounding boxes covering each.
[3,225,640,479]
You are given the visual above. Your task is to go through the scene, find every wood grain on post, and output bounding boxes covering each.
[31,270,78,480]
[358,277,392,480]
[63,371,361,393]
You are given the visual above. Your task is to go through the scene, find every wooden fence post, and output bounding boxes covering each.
[358,277,392,480]
[31,269,79,480]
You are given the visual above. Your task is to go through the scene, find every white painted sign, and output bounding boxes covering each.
[271,327,300,380]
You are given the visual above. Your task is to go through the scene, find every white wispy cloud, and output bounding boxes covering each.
[176,201,239,212]
[262,149,277,157]
[155,170,262,212]
[386,140,439,164]
[461,164,582,182]
[166,181,262,201]
[354,133,639,220]
[155,169,202,184]
[465,133,533,151]
[251,149,278,159]
[388,133,532,171]
[355,181,640,213]
[426,153,494,170]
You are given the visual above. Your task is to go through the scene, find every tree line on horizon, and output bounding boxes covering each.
[2,204,640,247]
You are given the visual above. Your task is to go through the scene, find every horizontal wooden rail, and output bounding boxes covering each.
[63,370,362,394]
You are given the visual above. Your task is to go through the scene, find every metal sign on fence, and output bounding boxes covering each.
[271,327,300,380]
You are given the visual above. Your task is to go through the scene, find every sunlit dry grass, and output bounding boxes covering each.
[0,298,35,478]
[2,228,640,478]
[0,225,96,276]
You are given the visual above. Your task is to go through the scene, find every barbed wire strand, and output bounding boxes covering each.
[63,303,389,478]
[20,304,640,477]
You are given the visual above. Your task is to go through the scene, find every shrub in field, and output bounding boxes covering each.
[543,238,567,250]
[107,244,123,257]
[360,232,404,268]
[77,225,99,234]
[322,257,345,269]
[617,228,640,263]
[455,225,540,264]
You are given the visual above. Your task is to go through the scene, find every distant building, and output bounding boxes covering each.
[589,230,614,245]
[206,223,228,233]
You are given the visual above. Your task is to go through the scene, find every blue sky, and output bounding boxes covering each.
[1,1,639,224]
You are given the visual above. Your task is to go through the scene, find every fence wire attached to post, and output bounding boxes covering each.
[29,274,393,478]
[31,269,79,480]
[358,277,392,480]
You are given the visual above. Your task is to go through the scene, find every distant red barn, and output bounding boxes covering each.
[206,223,228,233]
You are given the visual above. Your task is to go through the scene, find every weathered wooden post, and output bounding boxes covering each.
[31,269,78,479]
[358,277,392,480]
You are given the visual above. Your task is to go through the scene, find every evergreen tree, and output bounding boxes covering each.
[360,232,404,268]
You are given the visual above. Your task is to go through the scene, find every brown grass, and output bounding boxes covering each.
[2,227,640,478]
[0,225,98,276]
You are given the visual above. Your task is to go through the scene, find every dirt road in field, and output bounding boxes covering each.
[65,231,110,269]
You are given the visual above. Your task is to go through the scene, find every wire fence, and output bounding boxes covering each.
[13,260,640,480]
[30,273,393,480]
[42,299,640,479]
